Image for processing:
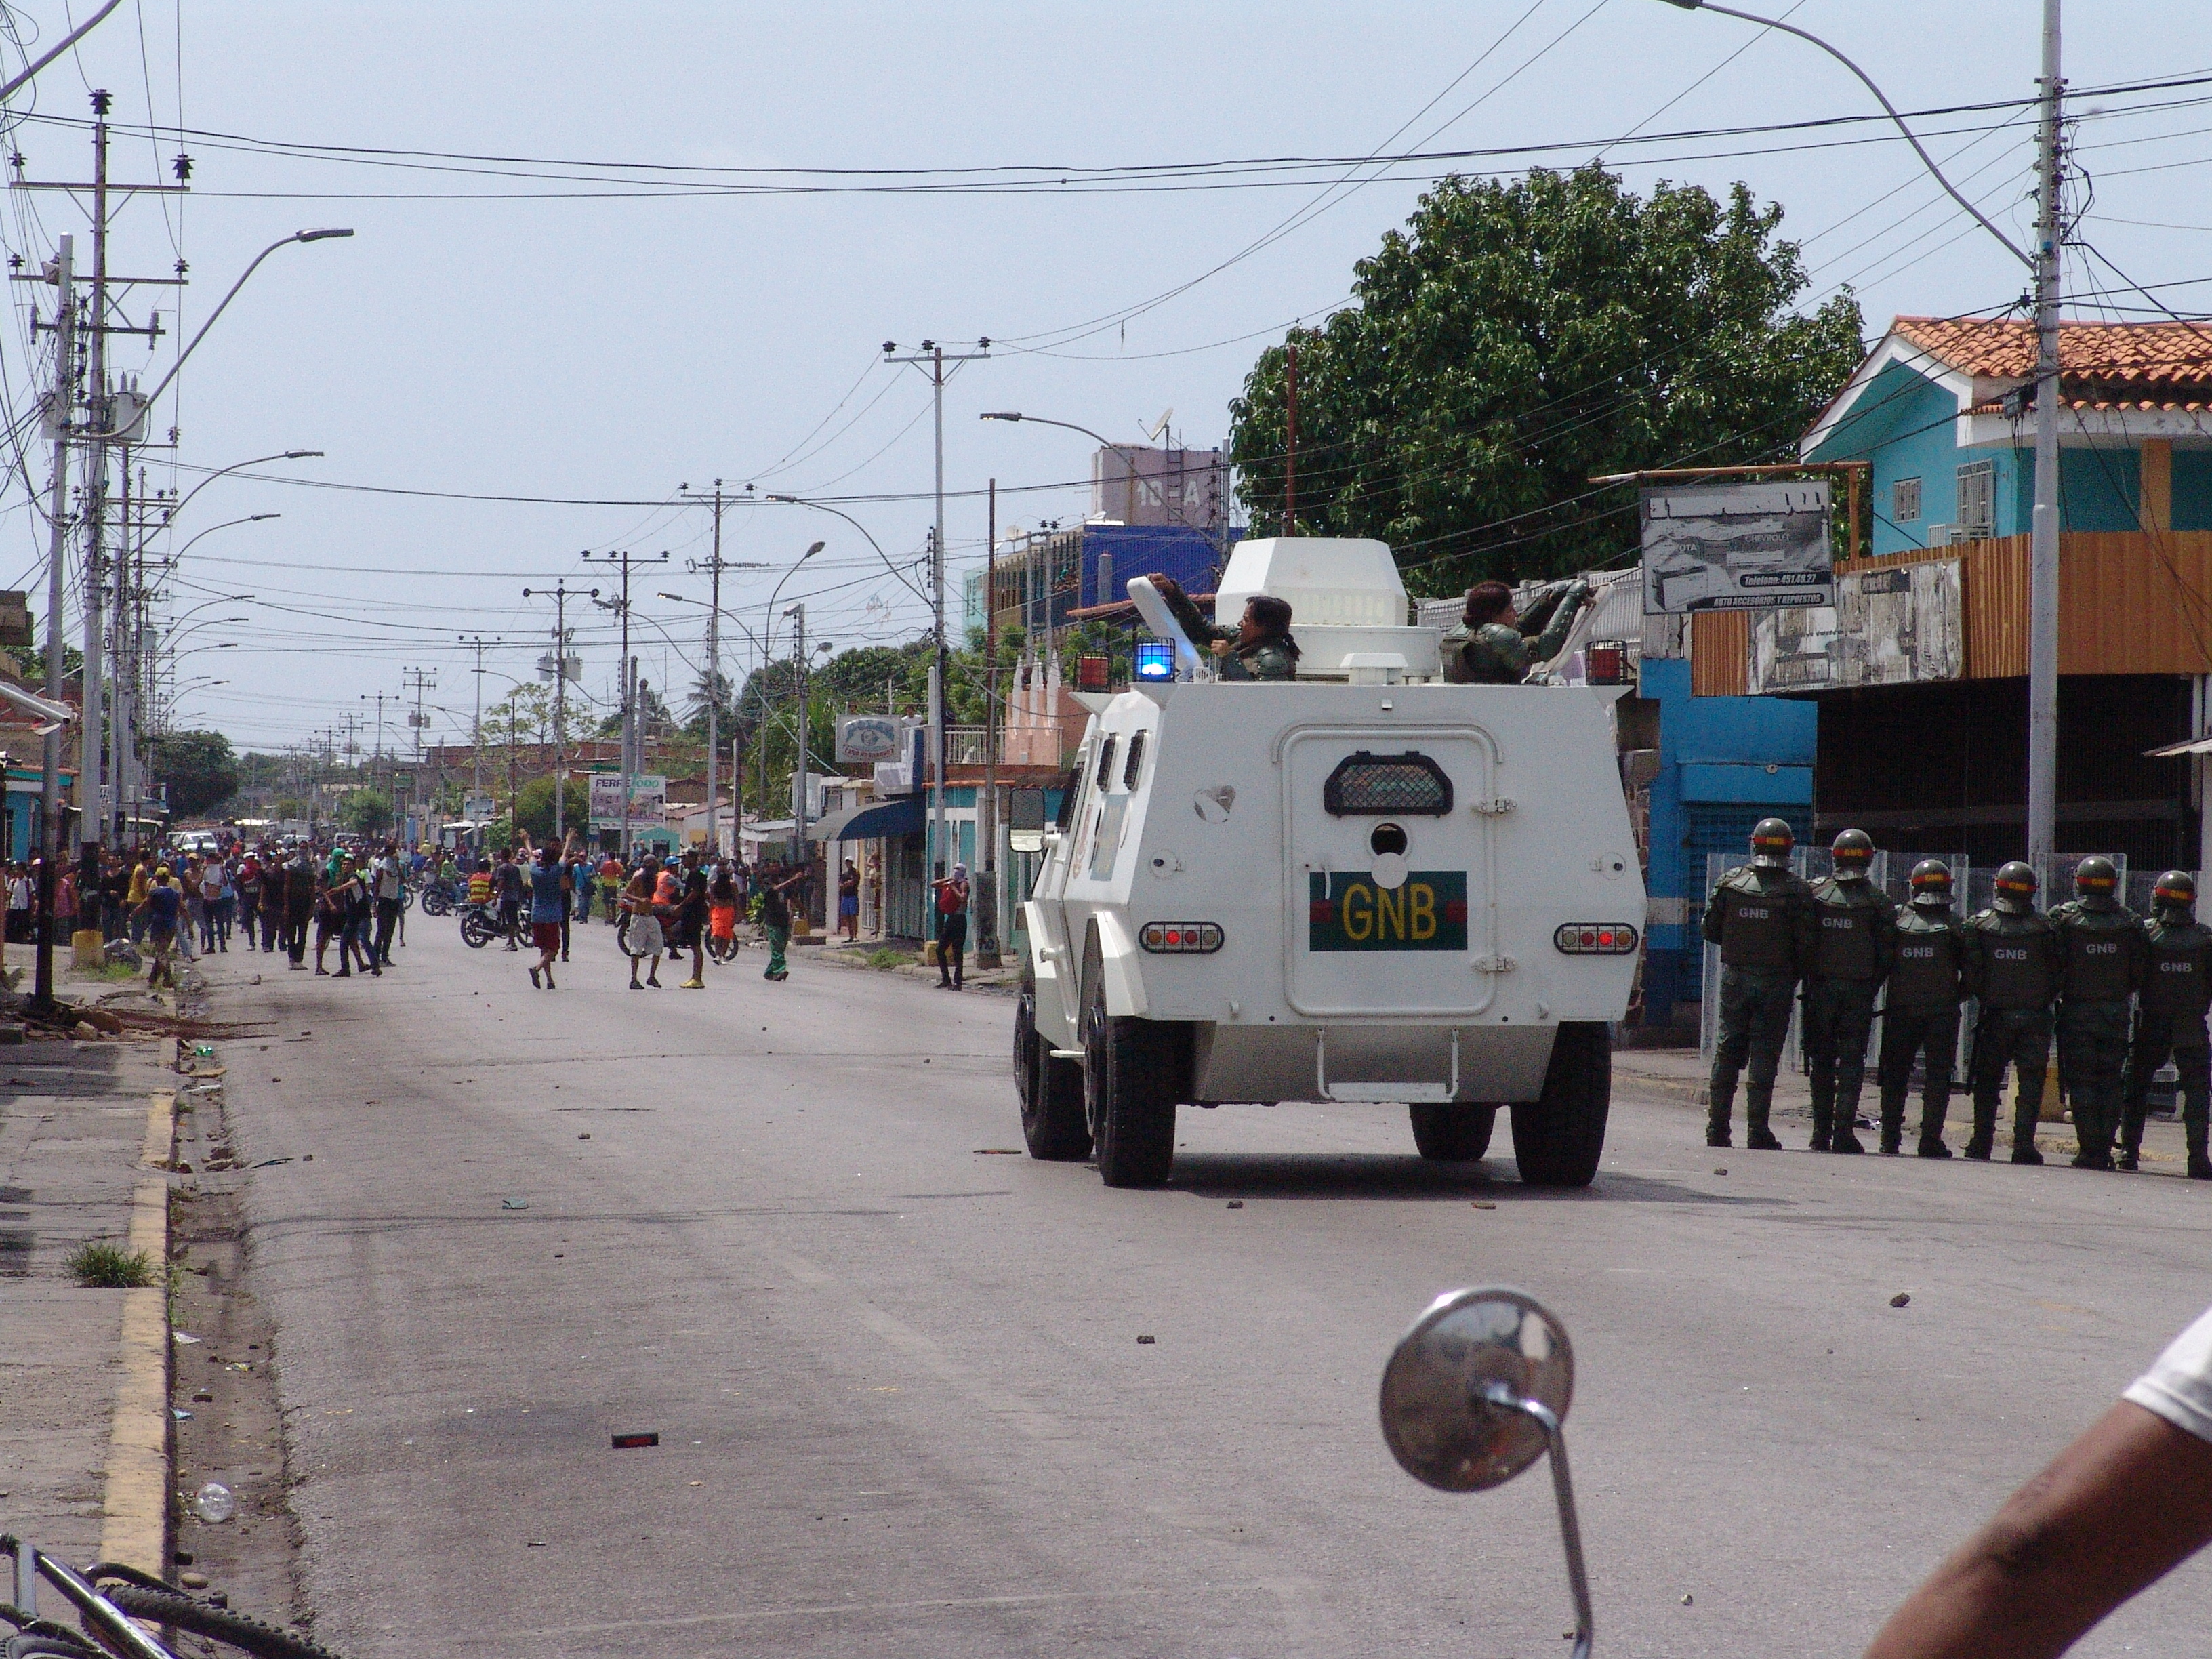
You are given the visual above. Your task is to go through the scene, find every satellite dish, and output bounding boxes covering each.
[1145,407,1174,445]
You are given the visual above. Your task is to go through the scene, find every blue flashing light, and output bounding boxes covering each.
[1134,640,1175,682]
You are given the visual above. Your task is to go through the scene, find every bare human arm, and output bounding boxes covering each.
[1864,1401,2212,1659]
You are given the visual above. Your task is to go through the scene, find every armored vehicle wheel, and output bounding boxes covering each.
[1080,945,1179,1188]
[1408,1103,1496,1162]
[1017,964,1090,1160]
[1510,1022,1611,1187]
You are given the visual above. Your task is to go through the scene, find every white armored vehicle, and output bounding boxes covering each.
[1015,537,1645,1188]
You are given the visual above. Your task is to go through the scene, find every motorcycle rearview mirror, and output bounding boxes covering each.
[1380,1288,1594,1658]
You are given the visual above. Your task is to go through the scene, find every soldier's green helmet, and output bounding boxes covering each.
[1750,817,1795,869]
[2154,869,2198,913]
[1992,860,2039,915]
[2074,855,2120,908]
[1830,827,1875,878]
[1908,858,1954,905]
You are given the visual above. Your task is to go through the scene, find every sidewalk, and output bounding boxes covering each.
[0,1003,175,1572]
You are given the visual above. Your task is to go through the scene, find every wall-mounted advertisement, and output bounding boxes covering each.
[1641,480,1833,613]
[1748,558,1964,694]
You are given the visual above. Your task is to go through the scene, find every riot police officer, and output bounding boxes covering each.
[1878,859,1976,1158]
[2049,855,2146,1171]
[1702,817,1815,1150]
[1803,828,1894,1153]
[2119,870,2212,1180]
[1964,862,2064,1163]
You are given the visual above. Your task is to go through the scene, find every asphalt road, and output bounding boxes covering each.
[208,918,2212,1658]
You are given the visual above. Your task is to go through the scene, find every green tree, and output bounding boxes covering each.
[1227,165,1865,594]
[512,775,591,841]
[148,729,240,819]
[341,788,392,835]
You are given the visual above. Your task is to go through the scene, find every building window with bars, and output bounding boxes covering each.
[1892,477,1921,523]
[1956,459,1996,534]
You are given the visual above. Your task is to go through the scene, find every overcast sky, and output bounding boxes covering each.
[1,0,2205,758]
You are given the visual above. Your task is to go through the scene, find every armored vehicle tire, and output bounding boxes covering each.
[1409,1103,1496,1162]
[1017,964,1090,1160]
[1510,1022,1611,1188]
[1080,960,1179,1188]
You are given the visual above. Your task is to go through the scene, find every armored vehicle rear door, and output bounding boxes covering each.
[1283,728,1494,1019]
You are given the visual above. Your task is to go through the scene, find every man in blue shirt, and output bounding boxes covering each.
[526,846,569,990]
[135,866,182,989]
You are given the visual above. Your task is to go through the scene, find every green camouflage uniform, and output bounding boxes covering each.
[1702,863,1816,1148]
[1803,872,1895,1152]
[1160,588,1298,682]
[2121,907,2212,1175]
[1963,907,2063,1160]
[2049,897,2146,1169]
[1442,580,1591,685]
[1877,899,1975,1155]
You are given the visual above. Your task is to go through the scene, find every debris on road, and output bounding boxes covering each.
[1890,1292,1911,1308]
[612,1432,659,1449]
[1471,1200,1497,1210]
[1136,1334,1156,1345]
[1226,1200,1244,1209]
[501,1199,529,1211]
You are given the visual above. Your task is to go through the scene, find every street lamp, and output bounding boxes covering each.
[136,230,356,415]
[1658,0,2064,873]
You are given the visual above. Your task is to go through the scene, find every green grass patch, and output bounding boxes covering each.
[73,960,142,983]
[66,1240,156,1288]
[865,948,907,971]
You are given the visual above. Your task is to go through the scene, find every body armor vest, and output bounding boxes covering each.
[2054,904,2138,1003]
[1810,878,1883,981]
[1888,907,1965,1007]
[1973,912,2057,1010]
[2142,917,2212,1019]
[1713,869,1802,972]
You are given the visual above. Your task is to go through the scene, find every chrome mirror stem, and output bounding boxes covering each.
[1482,1382,1594,1659]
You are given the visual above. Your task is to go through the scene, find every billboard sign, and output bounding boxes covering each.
[1641,481,1832,614]
[463,794,496,822]
[836,714,903,765]
[587,774,625,830]
[1748,558,1964,695]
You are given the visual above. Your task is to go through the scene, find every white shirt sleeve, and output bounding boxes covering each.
[2123,1303,2212,1445]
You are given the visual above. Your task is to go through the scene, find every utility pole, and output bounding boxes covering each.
[788,601,811,856]
[682,480,760,857]
[583,548,665,859]
[360,691,393,830]
[977,477,1001,967]
[886,337,989,879]
[523,579,594,846]
[2026,0,2064,878]
[30,233,74,1008]
[403,666,435,823]
[457,635,503,806]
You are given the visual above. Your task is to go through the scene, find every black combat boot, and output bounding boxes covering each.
[2190,1143,2212,1181]
[1704,1078,1734,1149]
[2009,1099,2044,1164]
[1744,1084,1783,1151]
[1877,1088,1906,1155]
[1831,1086,1867,1153]
[1807,1071,1833,1151]
[1916,1088,1952,1157]
[1963,1091,1996,1160]
[2114,1145,2140,1172]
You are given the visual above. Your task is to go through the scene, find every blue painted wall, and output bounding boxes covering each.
[1811,357,2185,544]
[1639,657,1819,1023]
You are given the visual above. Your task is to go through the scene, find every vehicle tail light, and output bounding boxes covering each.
[1553,922,1639,955]
[1140,922,1223,954]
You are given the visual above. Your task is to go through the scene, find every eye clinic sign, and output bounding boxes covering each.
[1641,480,1833,614]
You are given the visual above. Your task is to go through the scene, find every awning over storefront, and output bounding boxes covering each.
[808,794,924,843]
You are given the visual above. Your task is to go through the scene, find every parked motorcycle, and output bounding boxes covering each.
[1381,1287,1592,1658]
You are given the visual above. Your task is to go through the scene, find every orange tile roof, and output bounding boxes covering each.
[1893,315,2212,389]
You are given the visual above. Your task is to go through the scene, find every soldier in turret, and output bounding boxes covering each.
[1443,578,1592,685]
[1803,828,1894,1153]
[1877,859,1976,1158]
[2049,855,2147,1171]
[1702,818,1816,1151]
[2119,870,2212,1180]
[1151,577,1300,682]
[1963,861,2064,1163]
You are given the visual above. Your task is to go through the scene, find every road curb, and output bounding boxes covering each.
[98,1088,175,1576]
